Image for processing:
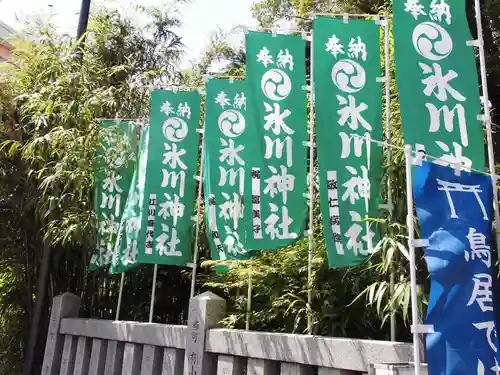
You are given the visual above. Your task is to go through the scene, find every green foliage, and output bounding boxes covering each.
[0,4,187,373]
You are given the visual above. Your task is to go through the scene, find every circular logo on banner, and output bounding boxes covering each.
[218,110,246,138]
[162,117,188,142]
[331,59,366,93]
[261,69,292,101]
[412,22,453,61]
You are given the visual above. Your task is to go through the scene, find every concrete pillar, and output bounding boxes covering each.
[41,293,81,375]
[73,336,92,375]
[141,345,162,375]
[162,348,183,375]
[59,335,78,375]
[183,291,226,375]
[122,343,143,375]
[281,363,315,375]
[88,339,107,375]
[247,359,280,375]
[104,341,125,375]
[216,355,245,375]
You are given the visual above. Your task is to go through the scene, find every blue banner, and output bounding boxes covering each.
[414,161,499,375]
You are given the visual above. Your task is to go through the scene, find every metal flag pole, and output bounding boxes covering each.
[381,13,396,342]
[149,264,158,323]
[115,272,125,321]
[404,145,422,375]
[245,270,253,330]
[473,0,500,256]
[306,26,316,335]
[190,125,206,299]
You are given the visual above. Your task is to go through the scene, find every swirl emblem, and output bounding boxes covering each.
[412,22,453,61]
[261,69,292,101]
[218,110,246,138]
[162,117,188,142]
[331,59,366,93]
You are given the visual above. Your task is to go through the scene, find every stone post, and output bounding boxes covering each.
[183,291,226,375]
[41,293,81,375]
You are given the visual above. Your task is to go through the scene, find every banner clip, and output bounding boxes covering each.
[301,85,310,91]
[304,229,312,237]
[477,114,490,122]
[412,239,429,248]
[411,324,435,334]
[186,262,195,269]
[203,75,210,83]
[375,15,386,26]
[302,193,311,199]
[466,39,481,47]
[196,128,204,134]
[190,216,197,222]
[271,28,277,37]
[302,32,311,42]
[197,88,205,95]
[453,162,462,176]
[376,76,387,83]
[343,13,349,24]
[302,141,315,147]
[194,175,201,182]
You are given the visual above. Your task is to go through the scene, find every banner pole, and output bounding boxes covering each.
[190,128,206,299]
[306,27,316,335]
[245,270,252,331]
[382,13,396,342]
[115,272,125,321]
[473,0,500,257]
[149,264,158,323]
[404,145,421,375]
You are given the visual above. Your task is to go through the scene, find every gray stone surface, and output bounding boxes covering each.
[141,345,162,375]
[162,348,183,375]
[216,355,245,375]
[205,330,413,372]
[183,292,226,375]
[41,293,81,375]
[73,336,91,375]
[246,358,279,375]
[122,343,143,375]
[59,335,77,375]
[88,339,107,375]
[281,362,315,375]
[105,341,125,375]
[60,318,186,348]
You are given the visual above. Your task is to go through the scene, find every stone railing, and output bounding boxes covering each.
[41,292,426,375]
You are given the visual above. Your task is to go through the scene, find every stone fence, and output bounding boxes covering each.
[41,292,426,375]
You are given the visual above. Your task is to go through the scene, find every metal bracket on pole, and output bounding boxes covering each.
[302,31,311,41]
[466,39,482,47]
[343,13,349,24]
[190,215,197,222]
[375,15,387,26]
[376,76,387,83]
[302,192,311,199]
[271,28,277,37]
[412,239,429,248]
[301,85,310,91]
[411,324,435,334]
[302,141,315,147]
[194,175,201,182]
[304,229,312,237]
[196,128,204,134]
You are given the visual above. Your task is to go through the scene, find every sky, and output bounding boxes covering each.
[0,0,257,67]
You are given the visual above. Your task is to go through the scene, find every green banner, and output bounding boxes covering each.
[110,126,150,274]
[314,17,383,268]
[90,120,137,270]
[393,0,485,169]
[137,90,201,266]
[244,31,308,250]
[204,79,252,262]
